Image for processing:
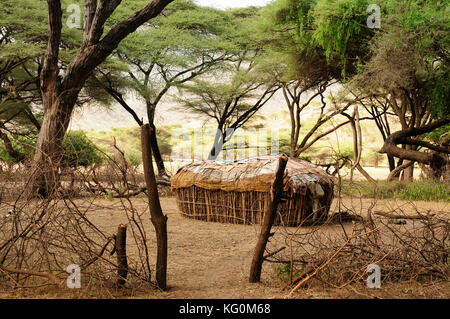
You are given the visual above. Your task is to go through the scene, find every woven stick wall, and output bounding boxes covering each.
[171,156,334,226]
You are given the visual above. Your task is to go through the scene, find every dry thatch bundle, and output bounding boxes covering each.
[171,155,335,226]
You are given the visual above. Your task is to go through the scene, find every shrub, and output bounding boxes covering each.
[126,153,141,166]
[62,131,103,167]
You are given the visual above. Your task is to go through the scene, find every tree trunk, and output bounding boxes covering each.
[387,154,403,181]
[149,122,168,178]
[387,161,414,182]
[29,94,75,197]
[347,108,376,183]
[290,142,296,159]
[380,115,450,178]
[208,128,223,161]
[390,158,404,181]
[387,154,396,172]
[403,162,414,181]
[402,145,415,182]
[249,155,288,283]
[146,103,168,177]
[83,0,97,41]
[141,124,168,290]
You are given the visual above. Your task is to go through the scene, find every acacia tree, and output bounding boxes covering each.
[335,91,418,180]
[0,0,112,165]
[258,0,364,163]
[97,0,233,176]
[177,53,280,160]
[274,0,449,180]
[30,0,173,197]
[353,0,450,179]
[280,79,353,159]
[0,57,41,163]
[176,7,281,160]
[0,2,50,163]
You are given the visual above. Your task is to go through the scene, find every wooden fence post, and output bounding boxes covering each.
[116,224,128,286]
[141,124,168,290]
[249,155,288,283]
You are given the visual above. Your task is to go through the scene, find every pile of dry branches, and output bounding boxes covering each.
[267,194,449,295]
[0,146,165,296]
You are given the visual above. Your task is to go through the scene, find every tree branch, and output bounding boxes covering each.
[380,115,450,165]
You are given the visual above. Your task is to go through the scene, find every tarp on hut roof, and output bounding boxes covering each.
[171,155,334,195]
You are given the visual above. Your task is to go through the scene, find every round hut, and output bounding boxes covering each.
[171,155,335,227]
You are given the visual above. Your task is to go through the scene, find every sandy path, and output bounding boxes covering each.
[86,197,285,298]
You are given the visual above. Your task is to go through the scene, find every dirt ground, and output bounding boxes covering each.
[0,194,448,299]
[71,196,448,299]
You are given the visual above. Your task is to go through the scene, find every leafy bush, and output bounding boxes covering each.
[126,153,141,166]
[0,131,103,167]
[62,131,103,167]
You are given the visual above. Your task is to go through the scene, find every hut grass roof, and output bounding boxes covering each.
[171,155,334,195]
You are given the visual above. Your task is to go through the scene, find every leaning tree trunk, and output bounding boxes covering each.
[401,145,415,182]
[380,115,450,180]
[146,104,168,178]
[208,126,234,161]
[30,84,78,198]
[149,122,168,178]
[387,155,406,181]
[141,124,168,290]
[402,163,414,181]
[208,127,224,161]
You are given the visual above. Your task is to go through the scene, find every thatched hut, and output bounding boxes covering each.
[171,156,335,227]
